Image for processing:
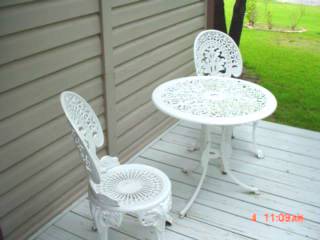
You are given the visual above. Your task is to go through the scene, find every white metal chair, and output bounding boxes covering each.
[60,91,172,240]
[192,30,264,160]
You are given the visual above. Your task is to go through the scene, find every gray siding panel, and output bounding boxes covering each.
[111,0,205,157]
[115,48,194,102]
[0,1,106,239]
[0,0,99,36]
[114,32,198,86]
[112,2,205,47]
[0,35,101,94]
[0,14,101,65]
[0,0,205,238]
[111,0,200,27]
[114,16,204,66]
[0,76,104,146]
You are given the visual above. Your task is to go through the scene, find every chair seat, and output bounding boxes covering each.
[93,164,171,212]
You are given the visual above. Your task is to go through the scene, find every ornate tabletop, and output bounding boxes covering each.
[152,76,277,126]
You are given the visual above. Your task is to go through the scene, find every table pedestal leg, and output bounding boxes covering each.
[179,125,210,218]
[252,122,264,159]
[221,126,259,193]
[183,124,206,173]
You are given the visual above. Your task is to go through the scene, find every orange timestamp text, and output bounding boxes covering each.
[251,213,304,223]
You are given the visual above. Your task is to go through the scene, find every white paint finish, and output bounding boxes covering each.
[0,1,105,239]
[137,157,320,238]
[167,127,320,191]
[154,139,320,182]
[180,121,320,168]
[152,76,277,126]
[55,211,167,240]
[32,121,320,240]
[0,2,205,239]
[74,198,250,240]
[160,131,320,207]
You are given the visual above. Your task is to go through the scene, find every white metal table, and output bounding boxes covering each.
[152,76,277,217]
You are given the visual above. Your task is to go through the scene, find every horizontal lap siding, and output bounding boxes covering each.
[112,1,205,159]
[0,0,106,239]
[0,0,206,238]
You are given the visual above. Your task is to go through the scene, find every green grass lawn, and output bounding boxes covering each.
[225,0,320,131]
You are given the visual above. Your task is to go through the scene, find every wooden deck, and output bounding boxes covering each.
[32,120,320,240]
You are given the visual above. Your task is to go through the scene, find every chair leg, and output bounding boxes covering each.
[165,213,173,226]
[138,195,172,240]
[91,204,123,240]
[89,202,98,232]
[96,224,109,240]
[155,215,167,240]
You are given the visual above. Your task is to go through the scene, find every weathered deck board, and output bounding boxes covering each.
[34,120,320,240]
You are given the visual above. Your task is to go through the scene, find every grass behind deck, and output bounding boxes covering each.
[225,0,320,131]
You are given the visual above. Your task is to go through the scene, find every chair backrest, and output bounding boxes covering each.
[60,91,104,148]
[60,91,104,184]
[61,91,120,207]
[72,128,101,184]
[194,30,243,77]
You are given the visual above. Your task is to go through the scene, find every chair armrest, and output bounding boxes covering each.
[100,155,120,173]
[88,184,119,208]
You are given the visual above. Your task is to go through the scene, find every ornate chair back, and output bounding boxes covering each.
[194,30,243,77]
[60,91,104,148]
[61,91,120,208]
[60,91,103,184]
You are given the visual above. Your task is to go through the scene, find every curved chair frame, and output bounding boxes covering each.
[194,30,243,78]
[192,30,263,160]
[61,91,172,240]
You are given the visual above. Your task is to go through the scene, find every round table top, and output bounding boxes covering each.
[152,76,277,126]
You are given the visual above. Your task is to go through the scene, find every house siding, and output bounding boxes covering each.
[109,0,205,159]
[0,1,106,239]
[0,0,205,239]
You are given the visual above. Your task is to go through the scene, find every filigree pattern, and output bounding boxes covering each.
[194,30,242,77]
[71,129,101,184]
[61,91,173,240]
[61,92,104,148]
[138,194,172,228]
[97,165,165,206]
[161,78,267,118]
[91,203,123,228]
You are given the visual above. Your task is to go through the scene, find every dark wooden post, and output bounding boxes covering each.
[206,0,214,29]
[207,0,227,33]
[229,0,247,45]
